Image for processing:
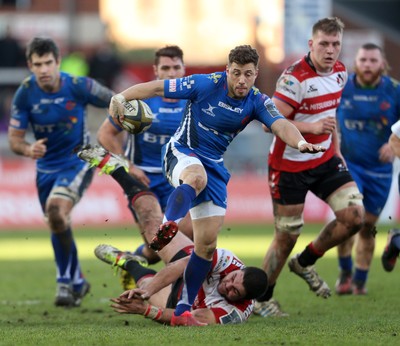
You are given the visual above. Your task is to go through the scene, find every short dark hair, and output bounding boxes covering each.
[361,42,383,52]
[312,17,344,36]
[154,45,184,65]
[26,37,60,62]
[359,42,389,74]
[242,267,268,300]
[228,45,259,67]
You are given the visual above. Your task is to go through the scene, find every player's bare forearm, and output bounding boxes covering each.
[145,257,189,297]
[121,80,165,101]
[8,128,31,157]
[97,118,126,155]
[271,119,304,149]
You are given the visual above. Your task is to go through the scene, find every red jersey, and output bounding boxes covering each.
[192,248,254,324]
[269,54,347,172]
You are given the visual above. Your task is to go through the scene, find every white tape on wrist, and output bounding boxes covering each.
[297,140,307,150]
[114,93,126,103]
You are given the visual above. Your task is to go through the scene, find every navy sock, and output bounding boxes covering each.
[174,251,212,316]
[257,283,275,302]
[353,268,368,286]
[125,260,156,282]
[165,184,196,223]
[338,256,353,272]
[51,228,74,282]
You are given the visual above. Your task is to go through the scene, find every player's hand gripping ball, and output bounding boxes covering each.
[118,99,153,135]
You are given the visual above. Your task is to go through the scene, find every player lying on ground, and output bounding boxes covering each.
[95,232,268,326]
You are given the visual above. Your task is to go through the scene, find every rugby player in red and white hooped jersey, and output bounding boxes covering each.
[254,17,365,317]
[108,232,267,325]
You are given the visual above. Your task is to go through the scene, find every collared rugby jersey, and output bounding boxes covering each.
[269,55,347,172]
[10,72,113,172]
[193,248,254,324]
[164,71,284,162]
[337,74,400,173]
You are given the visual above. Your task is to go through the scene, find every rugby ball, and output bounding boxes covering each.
[119,99,153,135]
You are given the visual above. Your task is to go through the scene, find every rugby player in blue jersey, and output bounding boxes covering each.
[107,45,324,326]
[96,46,192,271]
[8,37,114,307]
[335,43,400,295]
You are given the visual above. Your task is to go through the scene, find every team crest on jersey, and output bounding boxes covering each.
[336,73,345,87]
[66,101,76,111]
[208,73,222,84]
[251,86,260,95]
[380,101,391,111]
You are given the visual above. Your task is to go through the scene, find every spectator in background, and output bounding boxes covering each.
[0,26,25,67]
[335,43,400,295]
[0,26,26,131]
[88,40,123,90]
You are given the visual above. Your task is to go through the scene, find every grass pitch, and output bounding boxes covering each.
[1,223,400,346]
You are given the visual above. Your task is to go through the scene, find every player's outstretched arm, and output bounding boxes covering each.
[109,80,165,120]
[271,118,326,154]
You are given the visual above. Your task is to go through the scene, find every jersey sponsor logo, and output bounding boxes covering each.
[264,99,281,118]
[202,103,217,116]
[282,77,294,86]
[33,123,56,133]
[277,76,296,94]
[158,107,184,114]
[219,308,242,324]
[303,97,341,111]
[143,132,170,145]
[231,258,245,269]
[169,79,177,92]
[217,101,243,114]
[353,95,378,102]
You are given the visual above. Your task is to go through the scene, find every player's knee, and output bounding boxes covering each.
[183,173,207,194]
[275,215,304,235]
[327,186,363,212]
[359,222,377,239]
[46,204,68,231]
